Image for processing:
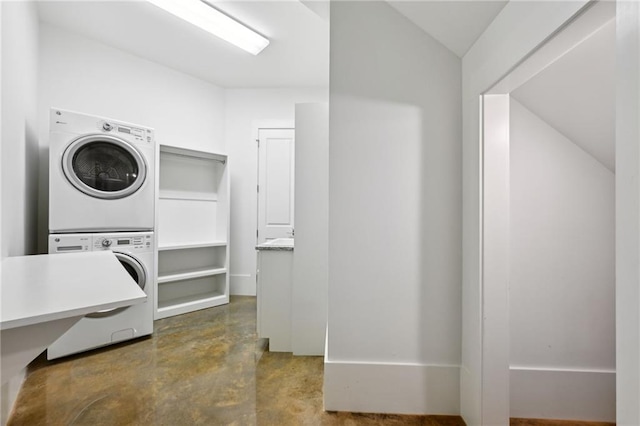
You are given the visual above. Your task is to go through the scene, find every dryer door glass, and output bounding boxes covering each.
[63,134,147,199]
[86,253,147,319]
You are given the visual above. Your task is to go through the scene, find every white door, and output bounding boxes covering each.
[257,128,295,243]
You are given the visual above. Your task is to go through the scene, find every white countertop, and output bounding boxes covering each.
[1,251,147,330]
[255,238,294,251]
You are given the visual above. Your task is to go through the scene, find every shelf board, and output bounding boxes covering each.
[160,144,228,163]
[159,191,218,202]
[157,267,227,284]
[158,241,227,251]
[156,293,228,319]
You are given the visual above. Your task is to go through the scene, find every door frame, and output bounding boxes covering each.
[460,1,640,424]
[479,2,615,423]
[252,120,294,245]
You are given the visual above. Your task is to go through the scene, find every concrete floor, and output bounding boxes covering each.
[8,296,465,425]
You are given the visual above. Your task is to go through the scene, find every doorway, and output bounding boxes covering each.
[256,128,295,244]
[482,1,615,422]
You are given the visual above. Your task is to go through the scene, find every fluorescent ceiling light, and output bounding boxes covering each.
[147,0,270,55]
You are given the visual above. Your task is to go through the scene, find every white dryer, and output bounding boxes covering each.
[47,232,155,360]
[49,108,155,233]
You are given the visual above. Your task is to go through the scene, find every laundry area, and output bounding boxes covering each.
[2,1,640,425]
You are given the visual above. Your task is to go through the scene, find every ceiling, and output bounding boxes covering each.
[37,0,508,89]
[387,0,508,57]
[37,0,330,88]
[512,19,615,172]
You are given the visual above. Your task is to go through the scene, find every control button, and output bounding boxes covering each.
[102,122,113,132]
[101,239,112,247]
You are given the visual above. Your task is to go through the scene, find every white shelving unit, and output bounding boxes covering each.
[155,145,229,319]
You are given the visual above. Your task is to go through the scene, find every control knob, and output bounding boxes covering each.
[102,122,113,132]
[101,239,112,248]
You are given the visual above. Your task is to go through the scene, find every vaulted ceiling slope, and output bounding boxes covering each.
[37,1,330,88]
[386,0,508,57]
[511,19,615,172]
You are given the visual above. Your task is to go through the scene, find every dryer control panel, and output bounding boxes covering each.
[93,233,152,252]
[49,232,154,254]
[48,108,154,145]
[99,120,152,144]
[49,235,91,253]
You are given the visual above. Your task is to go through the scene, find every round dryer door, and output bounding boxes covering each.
[62,134,147,199]
[87,252,147,318]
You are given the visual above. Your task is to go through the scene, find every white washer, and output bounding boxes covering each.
[49,108,155,233]
[47,232,154,360]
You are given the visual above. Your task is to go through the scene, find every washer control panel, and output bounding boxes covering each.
[49,232,153,254]
[93,234,152,252]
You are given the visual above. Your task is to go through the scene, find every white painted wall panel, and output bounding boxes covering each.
[292,103,328,355]
[327,1,461,414]
[1,1,39,259]
[616,2,640,423]
[1,2,39,423]
[510,99,615,370]
[509,99,615,421]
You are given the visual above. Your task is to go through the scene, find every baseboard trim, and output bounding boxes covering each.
[511,418,615,426]
[229,274,255,296]
[324,358,460,415]
[510,367,615,422]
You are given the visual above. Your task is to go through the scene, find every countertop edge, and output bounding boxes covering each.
[1,252,148,331]
[0,295,147,331]
[255,245,294,251]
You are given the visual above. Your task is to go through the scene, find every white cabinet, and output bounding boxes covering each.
[155,145,229,319]
[256,239,294,352]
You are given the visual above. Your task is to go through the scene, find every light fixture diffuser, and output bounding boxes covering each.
[148,0,270,55]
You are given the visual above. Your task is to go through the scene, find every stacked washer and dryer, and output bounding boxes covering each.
[48,108,156,360]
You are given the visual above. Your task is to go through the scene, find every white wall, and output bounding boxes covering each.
[292,103,328,355]
[37,23,226,251]
[224,88,327,296]
[461,2,590,424]
[1,2,39,423]
[509,99,615,421]
[1,2,39,259]
[616,2,640,423]
[325,1,461,414]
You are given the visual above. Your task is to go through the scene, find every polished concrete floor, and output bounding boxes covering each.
[8,297,465,425]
